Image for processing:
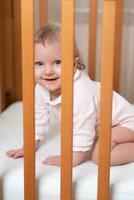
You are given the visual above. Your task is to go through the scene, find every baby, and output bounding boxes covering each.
[6,23,134,167]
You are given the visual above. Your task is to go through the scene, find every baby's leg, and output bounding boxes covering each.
[91,126,134,165]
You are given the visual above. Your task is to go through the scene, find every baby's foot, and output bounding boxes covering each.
[6,148,24,159]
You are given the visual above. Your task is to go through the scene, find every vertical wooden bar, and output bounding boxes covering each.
[39,0,48,27]
[61,0,74,200]
[0,1,4,111]
[21,1,35,200]
[3,0,14,107]
[0,0,22,111]
[13,0,22,101]
[88,0,98,80]
[97,1,117,200]
[113,0,124,92]
[0,0,14,109]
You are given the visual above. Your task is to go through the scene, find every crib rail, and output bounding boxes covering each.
[88,0,98,80]
[88,0,123,93]
[39,0,48,27]
[21,1,35,200]
[0,0,123,110]
[61,1,74,199]
[0,1,14,110]
[0,1,4,112]
[113,0,124,91]
[97,1,117,199]
[20,0,124,200]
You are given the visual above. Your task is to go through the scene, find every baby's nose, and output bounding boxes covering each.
[45,65,54,75]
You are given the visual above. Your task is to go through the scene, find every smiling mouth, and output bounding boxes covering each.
[44,78,59,81]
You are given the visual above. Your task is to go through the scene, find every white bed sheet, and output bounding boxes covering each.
[0,102,134,200]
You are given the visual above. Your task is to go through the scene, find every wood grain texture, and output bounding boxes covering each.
[61,0,74,200]
[21,1,35,199]
[88,0,98,80]
[39,0,48,27]
[97,1,117,199]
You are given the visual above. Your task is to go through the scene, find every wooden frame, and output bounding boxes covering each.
[0,0,22,112]
[61,1,74,200]
[88,0,98,80]
[12,0,22,101]
[39,0,48,27]
[0,1,14,110]
[21,1,35,200]
[0,1,4,112]
[88,0,123,93]
[0,0,125,199]
[98,1,117,199]
[113,0,124,91]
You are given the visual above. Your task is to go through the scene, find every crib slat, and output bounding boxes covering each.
[0,1,14,110]
[61,0,74,200]
[13,0,22,101]
[113,0,124,92]
[97,1,117,200]
[88,0,98,80]
[0,1,4,111]
[21,1,35,200]
[39,0,48,27]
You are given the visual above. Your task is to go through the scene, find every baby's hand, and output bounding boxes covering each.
[6,148,24,159]
[6,140,40,159]
[42,155,61,166]
[42,151,90,167]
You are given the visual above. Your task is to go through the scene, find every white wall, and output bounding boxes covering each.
[120,0,134,103]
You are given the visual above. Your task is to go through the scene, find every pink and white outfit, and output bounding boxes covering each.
[35,69,134,152]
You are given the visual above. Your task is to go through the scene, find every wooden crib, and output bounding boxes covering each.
[0,0,125,200]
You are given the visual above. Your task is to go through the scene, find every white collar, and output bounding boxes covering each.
[74,68,80,80]
[42,69,80,105]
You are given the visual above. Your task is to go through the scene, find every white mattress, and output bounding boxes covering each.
[0,102,134,200]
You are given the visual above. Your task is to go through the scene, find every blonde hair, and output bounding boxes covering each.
[35,23,85,70]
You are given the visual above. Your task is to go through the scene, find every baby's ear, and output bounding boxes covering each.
[74,57,79,72]
[74,57,85,70]
[74,64,77,73]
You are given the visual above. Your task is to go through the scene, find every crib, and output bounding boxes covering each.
[0,0,134,200]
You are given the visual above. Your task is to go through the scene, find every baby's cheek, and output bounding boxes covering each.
[55,67,61,75]
[35,70,41,81]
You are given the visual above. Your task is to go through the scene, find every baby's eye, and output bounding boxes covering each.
[35,61,43,67]
[54,60,61,65]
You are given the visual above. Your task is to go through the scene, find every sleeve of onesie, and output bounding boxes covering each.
[35,85,50,141]
[73,95,97,152]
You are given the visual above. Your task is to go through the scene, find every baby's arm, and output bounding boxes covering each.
[73,151,90,166]
[42,151,90,167]
[6,140,40,159]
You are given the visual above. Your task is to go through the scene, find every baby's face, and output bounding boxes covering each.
[35,41,61,97]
